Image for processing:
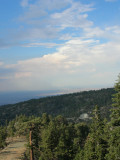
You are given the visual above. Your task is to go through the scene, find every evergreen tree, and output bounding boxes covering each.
[0,126,7,148]
[39,119,58,160]
[106,74,120,160]
[7,120,16,137]
[39,115,74,160]
[41,113,50,126]
[73,123,89,160]
[83,106,107,160]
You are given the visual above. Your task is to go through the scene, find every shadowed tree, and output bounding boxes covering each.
[83,106,107,160]
[106,74,120,160]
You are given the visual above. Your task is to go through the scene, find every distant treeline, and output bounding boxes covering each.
[0,88,115,125]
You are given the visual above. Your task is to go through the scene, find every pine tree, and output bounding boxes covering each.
[106,74,120,160]
[7,120,16,137]
[73,123,89,160]
[0,126,7,148]
[39,115,75,160]
[39,119,59,160]
[83,106,107,160]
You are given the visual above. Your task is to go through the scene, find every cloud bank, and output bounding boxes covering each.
[1,32,120,91]
[0,0,120,91]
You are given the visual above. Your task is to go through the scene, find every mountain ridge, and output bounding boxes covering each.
[0,87,115,125]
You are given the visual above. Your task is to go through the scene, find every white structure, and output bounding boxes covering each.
[79,113,89,120]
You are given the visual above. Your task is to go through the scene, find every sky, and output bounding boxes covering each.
[0,0,120,92]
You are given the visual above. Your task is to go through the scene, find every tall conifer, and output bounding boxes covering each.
[83,106,107,160]
[106,74,120,160]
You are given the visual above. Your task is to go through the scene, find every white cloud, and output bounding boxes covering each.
[0,1,120,91]
[21,42,62,48]
[82,25,120,44]
[0,0,95,49]
[16,0,94,42]
[83,27,104,38]
[19,0,71,21]
[2,36,120,90]
[15,72,32,78]
[105,26,120,34]
[50,1,94,29]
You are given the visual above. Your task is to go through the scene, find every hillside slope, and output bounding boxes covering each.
[0,88,115,124]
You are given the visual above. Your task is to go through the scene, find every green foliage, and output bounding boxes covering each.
[73,123,89,153]
[7,120,16,137]
[21,114,89,160]
[7,114,34,137]
[0,126,7,148]
[0,76,120,160]
[106,75,120,160]
[74,149,84,160]
[83,106,107,160]
[39,115,74,160]
[0,88,115,125]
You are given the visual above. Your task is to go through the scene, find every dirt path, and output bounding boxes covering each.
[0,137,27,160]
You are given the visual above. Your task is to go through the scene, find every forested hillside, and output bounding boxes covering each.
[0,76,120,160]
[0,88,115,125]
[0,80,119,160]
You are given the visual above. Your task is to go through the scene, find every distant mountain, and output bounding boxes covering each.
[0,88,115,124]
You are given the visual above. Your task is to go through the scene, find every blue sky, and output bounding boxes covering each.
[0,0,120,91]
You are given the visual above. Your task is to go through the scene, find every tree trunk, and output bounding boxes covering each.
[30,130,33,160]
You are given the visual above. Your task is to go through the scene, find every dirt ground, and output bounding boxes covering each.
[0,137,27,160]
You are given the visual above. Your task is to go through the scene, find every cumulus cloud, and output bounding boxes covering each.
[2,36,120,90]
[0,0,120,91]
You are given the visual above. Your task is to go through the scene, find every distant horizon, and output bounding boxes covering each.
[0,85,114,93]
[0,82,114,93]
[0,86,114,106]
